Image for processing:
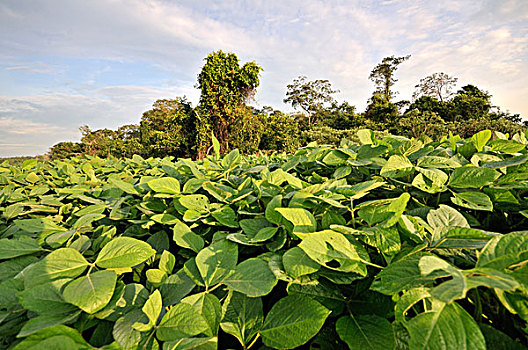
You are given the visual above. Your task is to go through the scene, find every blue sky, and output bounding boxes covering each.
[1,0,527,156]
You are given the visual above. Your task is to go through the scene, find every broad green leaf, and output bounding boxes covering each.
[260,295,331,349]
[143,290,162,326]
[224,258,278,297]
[14,218,65,233]
[407,303,486,350]
[357,129,374,145]
[148,177,181,194]
[220,291,263,348]
[448,167,500,188]
[435,227,497,249]
[477,231,528,269]
[239,218,272,237]
[159,250,176,274]
[371,253,437,295]
[180,195,210,212]
[173,219,204,253]
[0,237,41,259]
[109,179,139,195]
[63,270,117,314]
[276,208,316,238]
[471,130,491,152]
[18,280,77,315]
[417,156,461,169]
[96,237,156,269]
[114,309,147,349]
[490,139,526,153]
[427,205,469,238]
[160,269,196,306]
[195,239,238,288]
[18,312,80,337]
[282,246,320,278]
[182,292,221,337]
[24,248,89,288]
[211,206,238,228]
[164,337,217,350]
[479,323,526,350]
[151,213,179,225]
[336,314,394,350]
[380,155,414,178]
[299,230,369,275]
[451,191,493,211]
[12,325,92,350]
[156,303,209,341]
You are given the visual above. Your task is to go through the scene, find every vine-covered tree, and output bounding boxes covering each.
[369,55,410,102]
[413,72,458,102]
[196,50,262,158]
[283,76,339,127]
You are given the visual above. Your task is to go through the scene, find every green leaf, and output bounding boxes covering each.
[18,280,77,315]
[427,205,469,237]
[96,237,156,269]
[14,218,65,233]
[211,131,220,159]
[211,206,238,228]
[148,177,181,194]
[265,194,282,221]
[371,253,437,295]
[407,303,486,350]
[220,291,263,347]
[276,208,316,238]
[24,248,89,288]
[479,323,526,350]
[195,239,238,288]
[160,269,196,306]
[490,139,526,153]
[471,130,492,152]
[173,219,205,253]
[224,258,278,297]
[260,295,331,349]
[451,191,493,211]
[448,167,500,188]
[180,195,210,212]
[18,312,80,337]
[143,289,162,326]
[156,303,209,341]
[282,246,320,278]
[0,237,41,259]
[380,155,414,178]
[12,325,91,350]
[182,292,221,337]
[114,309,147,349]
[336,314,394,350]
[109,179,139,195]
[477,232,528,269]
[63,270,117,314]
[298,230,369,275]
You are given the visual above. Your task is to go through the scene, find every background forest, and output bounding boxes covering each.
[48,51,526,160]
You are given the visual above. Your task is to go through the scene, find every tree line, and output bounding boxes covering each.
[49,51,526,160]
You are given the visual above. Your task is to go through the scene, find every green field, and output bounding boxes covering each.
[1,129,528,349]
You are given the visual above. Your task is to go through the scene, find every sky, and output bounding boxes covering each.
[1,0,527,157]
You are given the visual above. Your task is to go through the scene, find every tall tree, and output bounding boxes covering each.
[283,76,339,127]
[413,72,458,102]
[139,98,196,158]
[369,55,410,102]
[196,50,262,157]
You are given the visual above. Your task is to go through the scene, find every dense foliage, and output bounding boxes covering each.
[2,129,528,349]
[47,52,526,161]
